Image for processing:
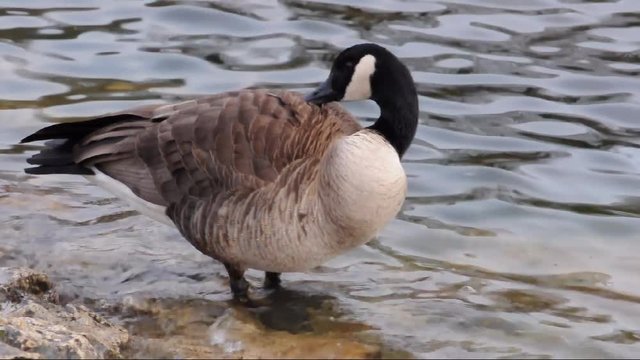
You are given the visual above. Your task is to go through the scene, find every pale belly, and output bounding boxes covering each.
[85,167,173,226]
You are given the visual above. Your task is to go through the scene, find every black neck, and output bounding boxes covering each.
[367,71,419,158]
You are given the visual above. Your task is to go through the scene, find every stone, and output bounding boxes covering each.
[0,267,53,304]
[0,267,385,359]
[115,295,383,359]
[0,267,128,359]
[208,308,381,359]
[0,341,40,359]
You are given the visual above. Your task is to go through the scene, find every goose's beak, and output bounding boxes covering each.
[305,79,339,105]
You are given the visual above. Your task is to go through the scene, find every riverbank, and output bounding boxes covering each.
[0,266,390,359]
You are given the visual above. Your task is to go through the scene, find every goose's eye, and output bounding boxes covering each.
[344,61,355,69]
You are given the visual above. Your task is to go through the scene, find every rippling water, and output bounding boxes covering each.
[2,0,640,357]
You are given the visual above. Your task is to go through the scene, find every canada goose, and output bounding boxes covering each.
[21,43,418,301]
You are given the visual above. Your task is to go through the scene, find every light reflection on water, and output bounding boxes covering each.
[1,0,640,357]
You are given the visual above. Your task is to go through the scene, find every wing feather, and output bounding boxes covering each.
[68,90,361,207]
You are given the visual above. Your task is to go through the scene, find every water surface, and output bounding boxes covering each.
[1,0,640,357]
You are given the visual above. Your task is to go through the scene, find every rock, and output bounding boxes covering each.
[0,267,384,359]
[0,341,40,359]
[0,267,54,304]
[0,267,128,359]
[115,295,382,359]
[125,336,228,359]
[208,308,381,359]
[113,296,231,359]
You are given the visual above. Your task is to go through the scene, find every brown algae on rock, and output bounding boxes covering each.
[116,291,386,359]
[0,267,128,359]
[0,268,389,359]
[208,308,381,359]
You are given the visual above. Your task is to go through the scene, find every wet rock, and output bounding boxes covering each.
[116,294,382,359]
[0,268,384,359]
[126,336,228,359]
[102,296,230,359]
[0,267,128,359]
[0,267,53,304]
[0,342,40,359]
[208,308,381,359]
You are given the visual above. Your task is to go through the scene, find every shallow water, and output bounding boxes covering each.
[1,0,640,357]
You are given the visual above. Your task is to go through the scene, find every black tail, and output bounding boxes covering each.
[21,114,145,175]
[24,139,92,175]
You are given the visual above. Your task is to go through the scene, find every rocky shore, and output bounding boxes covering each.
[0,267,128,358]
[0,267,385,359]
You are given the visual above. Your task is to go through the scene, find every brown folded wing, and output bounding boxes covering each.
[73,89,362,207]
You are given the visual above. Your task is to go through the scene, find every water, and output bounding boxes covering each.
[1,0,640,357]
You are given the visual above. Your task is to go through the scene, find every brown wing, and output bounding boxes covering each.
[73,89,361,206]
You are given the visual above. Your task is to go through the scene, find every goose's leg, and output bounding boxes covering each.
[264,272,281,289]
[224,263,250,301]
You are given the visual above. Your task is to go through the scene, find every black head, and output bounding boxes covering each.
[305,43,414,106]
[305,43,418,158]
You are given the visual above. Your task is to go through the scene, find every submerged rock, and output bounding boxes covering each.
[116,293,384,359]
[0,267,128,359]
[0,267,385,359]
[208,308,381,359]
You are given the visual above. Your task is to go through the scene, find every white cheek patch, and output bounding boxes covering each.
[342,54,376,101]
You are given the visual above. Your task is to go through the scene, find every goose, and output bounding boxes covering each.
[20,43,418,301]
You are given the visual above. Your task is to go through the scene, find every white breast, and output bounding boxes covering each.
[321,130,407,237]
